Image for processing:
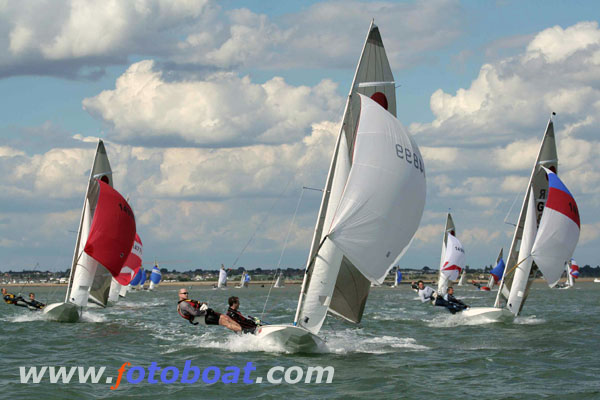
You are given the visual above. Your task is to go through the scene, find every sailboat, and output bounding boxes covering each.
[392,267,402,288]
[255,21,426,351]
[129,267,143,290]
[554,259,579,289]
[108,232,143,301]
[437,213,464,296]
[480,249,505,291]
[43,140,136,322]
[465,116,580,320]
[457,270,466,286]
[274,271,285,288]
[217,265,227,289]
[149,264,162,290]
[138,267,147,289]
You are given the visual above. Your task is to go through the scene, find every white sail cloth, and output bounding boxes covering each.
[440,233,465,281]
[328,94,426,284]
[218,269,227,287]
[531,168,580,287]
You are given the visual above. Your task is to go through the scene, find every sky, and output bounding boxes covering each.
[1,0,599,272]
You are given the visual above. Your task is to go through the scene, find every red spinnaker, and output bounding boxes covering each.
[84,180,136,278]
[115,233,143,285]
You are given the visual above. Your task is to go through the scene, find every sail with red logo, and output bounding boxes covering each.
[84,180,137,278]
[531,168,580,287]
[115,233,143,286]
[440,233,465,282]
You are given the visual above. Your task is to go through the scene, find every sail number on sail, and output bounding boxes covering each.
[395,144,424,174]
[118,202,135,219]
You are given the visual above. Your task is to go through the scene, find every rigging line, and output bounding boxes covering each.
[230,178,293,268]
[504,255,532,280]
[261,187,306,320]
[504,191,520,227]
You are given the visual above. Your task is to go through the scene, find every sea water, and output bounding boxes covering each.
[1,283,599,399]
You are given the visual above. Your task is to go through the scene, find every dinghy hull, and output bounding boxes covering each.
[43,302,80,323]
[462,307,513,321]
[255,325,325,352]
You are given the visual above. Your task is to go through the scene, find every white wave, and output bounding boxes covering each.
[323,330,429,354]
[514,315,545,325]
[4,312,45,322]
[426,313,502,327]
[81,311,107,323]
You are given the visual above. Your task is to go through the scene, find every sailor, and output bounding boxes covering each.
[226,296,259,334]
[412,281,436,303]
[1,288,29,308]
[26,293,45,310]
[443,287,468,314]
[177,289,242,332]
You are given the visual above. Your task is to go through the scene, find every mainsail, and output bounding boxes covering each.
[294,22,426,335]
[437,213,457,295]
[495,117,558,315]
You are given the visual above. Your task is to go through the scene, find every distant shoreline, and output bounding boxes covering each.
[3,277,598,288]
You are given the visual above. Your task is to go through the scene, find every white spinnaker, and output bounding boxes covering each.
[218,269,227,288]
[328,94,426,284]
[506,188,537,315]
[440,234,465,282]
[297,135,351,334]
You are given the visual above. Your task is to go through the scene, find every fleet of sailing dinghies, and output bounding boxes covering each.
[43,140,137,322]
[149,265,162,290]
[437,213,465,296]
[464,116,580,321]
[255,21,426,351]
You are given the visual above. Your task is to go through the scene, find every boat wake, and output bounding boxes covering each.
[514,315,545,325]
[322,329,429,354]
[3,312,46,323]
[81,311,107,323]
[427,313,503,327]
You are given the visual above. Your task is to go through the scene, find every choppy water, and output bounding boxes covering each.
[1,282,599,399]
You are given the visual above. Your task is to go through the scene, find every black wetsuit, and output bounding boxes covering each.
[226,307,258,334]
[177,299,221,325]
[26,299,45,310]
[442,293,468,314]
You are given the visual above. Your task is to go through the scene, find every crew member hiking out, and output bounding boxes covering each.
[177,289,242,332]
[226,296,260,334]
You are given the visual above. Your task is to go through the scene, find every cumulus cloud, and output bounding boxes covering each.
[82,60,343,147]
[0,0,463,78]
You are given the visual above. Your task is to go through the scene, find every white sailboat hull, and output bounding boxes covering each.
[462,307,513,321]
[43,302,80,323]
[255,325,325,352]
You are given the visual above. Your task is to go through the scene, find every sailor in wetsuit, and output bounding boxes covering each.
[177,289,242,332]
[443,287,468,314]
[2,288,29,308]
[27,293,45,310]
[226,296,259,334]
[412,281,436,303]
